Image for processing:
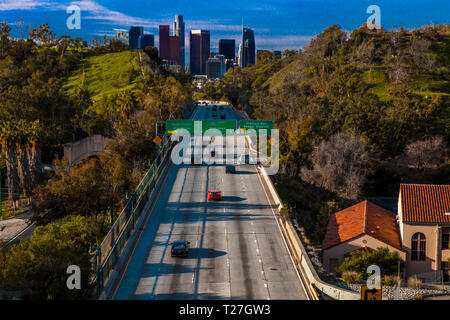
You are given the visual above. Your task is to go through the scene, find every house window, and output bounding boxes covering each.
[411,232,426,261]
[442,227,450,250]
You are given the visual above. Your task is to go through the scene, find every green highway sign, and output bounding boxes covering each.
[202,120,237,135]
[166,120,195,135]
[239,120,273,135]
[166,120,237,135]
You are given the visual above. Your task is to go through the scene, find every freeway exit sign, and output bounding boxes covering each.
[166,120,237,135]
[239,120,273,135]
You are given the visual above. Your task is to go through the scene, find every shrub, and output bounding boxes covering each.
[335,247,404,279]
[342,271,361,284]
[382,275,400,286]
[408,277,422,289]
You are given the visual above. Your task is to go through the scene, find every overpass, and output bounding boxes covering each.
[102,104,309,300]
[63,135,111,166]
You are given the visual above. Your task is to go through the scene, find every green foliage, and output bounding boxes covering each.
[335,247,404,280]
[342,271,361,284]
[63,51,141,101]
[1,215,103,299]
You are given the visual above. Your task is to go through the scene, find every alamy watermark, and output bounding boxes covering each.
[367,5,381,30]
[66,5,81,30]
[169,128,280,175]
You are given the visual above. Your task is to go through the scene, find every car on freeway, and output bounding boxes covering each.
[225,165,236,174]
[171,240,190,257]
[212,105,217,111]
[210,150,216,157]
[239,154,257,164]
[191,155,202,165]
[219,106,224,110]
[207,190,222,201]
[220,114,226,120]
[212,112,217,118]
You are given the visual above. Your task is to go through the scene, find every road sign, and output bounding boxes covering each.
[166,120,237,135]
[361,285,382,300]
[202,120,237,135]
[166,120,195,135]
[153,136,162,145]
[239,120,273,136]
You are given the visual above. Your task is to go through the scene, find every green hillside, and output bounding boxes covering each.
[63,51,141,101]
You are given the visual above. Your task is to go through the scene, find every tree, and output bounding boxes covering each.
[335,247,404,280]
[301,132,370,200]
[1,215,103,299]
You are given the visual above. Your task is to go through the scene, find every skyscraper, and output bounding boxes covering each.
[138,34,154,50]
[159,25,180,65]
[129,26,144,50]
[215,54,226,77]
[159,25,170,60]
[219,39,235,61]
[173,15,185,67]
[206,57,221,79]
[189,30,210,76]
[240,28,255,68]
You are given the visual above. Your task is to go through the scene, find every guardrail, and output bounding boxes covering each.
[258,166,360,300]
[93,103,195,297]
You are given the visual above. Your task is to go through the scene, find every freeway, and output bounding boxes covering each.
[113,104,308,300]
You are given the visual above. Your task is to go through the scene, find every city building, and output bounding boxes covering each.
[322,200,406,274]
[189,30,210,76]
[219,39,235,61]
[225,59,234,72]
[159,25,180,65]
[397,184,450,282]
[215,54,226,78]
[206,57,222,79]
[129,26,144,50]
[173,15,185,67]
[138,34,154,50]
[238,42,242,67]
[239,28,255,68]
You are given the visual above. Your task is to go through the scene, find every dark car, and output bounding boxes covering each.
[191,155,201,165]
[226,165,236,174]
[212,112,217,118]
[171,240,190,257]
[210,150,216,157]
[220,114,226,120]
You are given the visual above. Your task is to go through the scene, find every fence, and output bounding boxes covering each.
[92,103,195,297]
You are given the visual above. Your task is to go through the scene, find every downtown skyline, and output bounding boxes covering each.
[1,0,449,53]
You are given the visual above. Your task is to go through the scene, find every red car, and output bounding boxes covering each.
[208,190,222,201]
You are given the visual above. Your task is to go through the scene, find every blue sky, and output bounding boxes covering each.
[0,0,449,51]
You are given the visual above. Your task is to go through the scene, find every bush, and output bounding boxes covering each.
[335,247,404,280]
[408,277,422,289]
[382,275,400,286]
[342,271,361,284]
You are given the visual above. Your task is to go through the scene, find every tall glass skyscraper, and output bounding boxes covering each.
[129,26,144,50]
[219,39,235,61]
[173,15,185,67]
[240,28,255,68]
[190,30,210,76]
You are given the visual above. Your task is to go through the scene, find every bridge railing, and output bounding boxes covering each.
[92,103,195,296]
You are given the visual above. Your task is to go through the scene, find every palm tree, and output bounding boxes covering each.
[0,121,21,209]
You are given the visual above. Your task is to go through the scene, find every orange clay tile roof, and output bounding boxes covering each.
[400,184,450,224]
[322,200,403,251]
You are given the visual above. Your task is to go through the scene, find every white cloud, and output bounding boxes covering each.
[0,0,52,11]
[255,35,314,50]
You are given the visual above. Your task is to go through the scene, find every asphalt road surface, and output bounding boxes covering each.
[113,104,308,300]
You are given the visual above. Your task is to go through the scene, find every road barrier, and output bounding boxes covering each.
[94,104,195,298]
[258,157,360,300]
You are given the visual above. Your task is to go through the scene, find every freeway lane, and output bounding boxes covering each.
[113,104,308,300]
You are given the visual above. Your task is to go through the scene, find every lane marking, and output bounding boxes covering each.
[112,161,174,300]
[256,167,310,300]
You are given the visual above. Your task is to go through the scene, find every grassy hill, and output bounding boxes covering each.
[63,51,141,101]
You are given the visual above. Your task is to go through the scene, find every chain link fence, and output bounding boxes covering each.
[92,103,195,296]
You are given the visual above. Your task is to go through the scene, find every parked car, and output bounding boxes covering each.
[225,165,236,174]
[208,190,222,200]
[171,240,190,257]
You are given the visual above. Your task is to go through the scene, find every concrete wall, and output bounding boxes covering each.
[323,234,406,274]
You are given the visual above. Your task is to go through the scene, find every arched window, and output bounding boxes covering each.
[411,233,426,261]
